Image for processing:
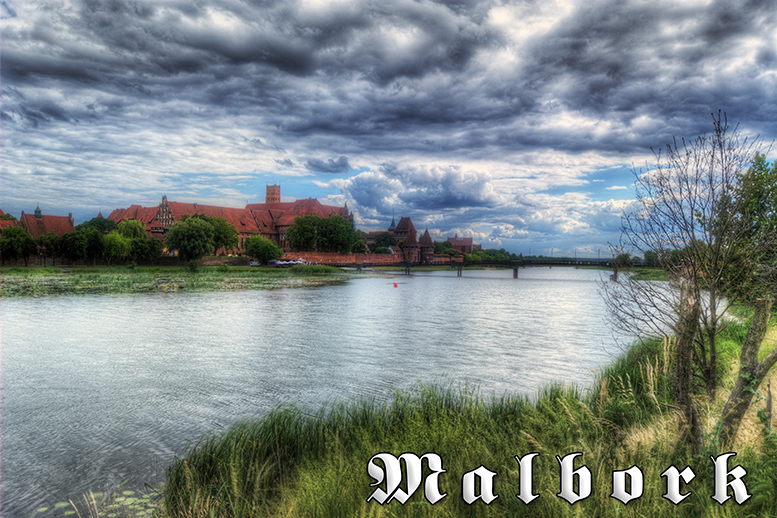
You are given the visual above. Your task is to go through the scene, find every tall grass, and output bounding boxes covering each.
[160,321,777,517]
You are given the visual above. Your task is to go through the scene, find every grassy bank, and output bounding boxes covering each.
[0,264,352,297]
[156,319,777,517]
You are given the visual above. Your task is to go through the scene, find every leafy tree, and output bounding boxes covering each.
[37,231,61,266]
[183,214,239,255]
[104,231,132,265]
[731,153,777,299]
[164,218,214,263]
[245,235,283,264]
[131,236,163,265]
[434,240,460,255]
[374,246,392,254]
[351,237,368,254]
[59,230,88,266]
[286,215,320,251]
[77,216,117,234]
[117,219,147,240]
[374,232,397,249]
[316,215,355,253]
[613,253,632,268]
[0,226,38,265]
[1,213,18,221]
[209,218,239,255]
[643,250,659,267]
[83,228,105,267]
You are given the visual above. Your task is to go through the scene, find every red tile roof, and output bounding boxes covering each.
[448,234,474,247]
[20,211,76,239]
[0,220,22,233]
[109,198,262,236]
[394,217,415,234]
[109,189,352,250]
[404,229,419,247]
[420,229,434,248]
[165,201,261,234]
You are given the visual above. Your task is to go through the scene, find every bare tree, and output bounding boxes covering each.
[601,112,775,450]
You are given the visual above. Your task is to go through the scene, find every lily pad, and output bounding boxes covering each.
[122,490,135,496]
[36,508,48,513]
[64,511,76,516]
[54,502,70,508]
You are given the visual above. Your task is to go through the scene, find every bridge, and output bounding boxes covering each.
[346,258,617,279]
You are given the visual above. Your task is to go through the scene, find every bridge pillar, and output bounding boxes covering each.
[405,266,411,275]
[457,266,463,277]
[513,267,518,278]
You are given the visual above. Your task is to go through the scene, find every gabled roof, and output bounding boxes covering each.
[110,199,262,234]
[165,201,261,233]
[404,229,419,247]
[20,211,76,239]
[448,234,474,246]
[420,229,434,248]
[109,205,158,225]
[246,198,350,227]
[394,217,415,233]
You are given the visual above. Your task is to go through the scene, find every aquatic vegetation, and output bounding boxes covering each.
[0,266,359,297]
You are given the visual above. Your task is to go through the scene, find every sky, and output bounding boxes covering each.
[2,0,776,258]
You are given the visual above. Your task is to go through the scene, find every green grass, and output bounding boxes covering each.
[156,319,777,518]
[627,268,670,281]
[21,314,763,517]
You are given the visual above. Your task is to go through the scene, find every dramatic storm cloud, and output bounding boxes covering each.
[2,0,776,255]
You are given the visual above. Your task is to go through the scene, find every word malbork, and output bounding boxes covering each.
[367,452,750,506]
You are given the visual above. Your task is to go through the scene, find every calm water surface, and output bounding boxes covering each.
[1,268,624,517]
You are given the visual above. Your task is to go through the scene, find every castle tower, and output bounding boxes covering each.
[266,184,281,204]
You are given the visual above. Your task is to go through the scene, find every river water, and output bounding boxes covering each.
[1,268,624,517]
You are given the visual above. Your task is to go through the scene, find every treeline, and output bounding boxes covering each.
[286,215,366,253]
[0,214,284,267]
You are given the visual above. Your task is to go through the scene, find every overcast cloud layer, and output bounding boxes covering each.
[3,0,776,256]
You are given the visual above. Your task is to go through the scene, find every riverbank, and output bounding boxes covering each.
[0,264,357,297]
[149,319,777,518]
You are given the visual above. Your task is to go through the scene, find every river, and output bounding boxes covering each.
[1,268,625,517]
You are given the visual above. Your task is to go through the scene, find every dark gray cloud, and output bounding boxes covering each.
[306,156,351,173]
[2,0,776,255]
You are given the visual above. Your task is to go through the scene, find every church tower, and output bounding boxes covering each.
[266,184,281,204]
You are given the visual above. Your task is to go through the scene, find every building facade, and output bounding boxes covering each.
[20,205,76,239]
[109,185,353,253]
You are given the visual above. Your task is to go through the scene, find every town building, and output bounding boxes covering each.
[20,205,76,239]
[447,234,480,254]
[109,185,353,253]
[246,185,352,251]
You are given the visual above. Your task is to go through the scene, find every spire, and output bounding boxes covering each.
[34,203,42,220]
[420,228,434,248]
[404,228,418,247]
[388,211,396,232]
